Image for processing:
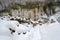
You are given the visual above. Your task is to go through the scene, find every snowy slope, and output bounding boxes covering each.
[0,14,60,40]
[39,22,60,40]
[0,20,41,40]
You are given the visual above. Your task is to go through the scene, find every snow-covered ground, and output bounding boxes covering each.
[0,13,60,40]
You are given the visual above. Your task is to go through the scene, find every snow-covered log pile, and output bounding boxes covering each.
[0,16,49,26]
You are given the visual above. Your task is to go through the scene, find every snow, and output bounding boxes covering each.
[0,14,60,40]
[40,22,60,40]
[0,19,41,40]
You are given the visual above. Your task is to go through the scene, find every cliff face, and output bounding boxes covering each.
[0,0,46,10]
[0,0,59,11]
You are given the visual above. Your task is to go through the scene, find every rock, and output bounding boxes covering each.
[23,32,26,35]
[10,18,14,20]
[9,28,15,34]
[18,33,21,35]
[50,19,55,23]
[1,18,3,20]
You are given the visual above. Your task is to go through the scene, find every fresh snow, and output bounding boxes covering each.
[0,14,60,40]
